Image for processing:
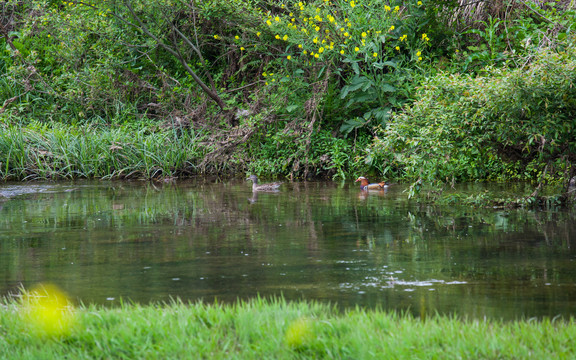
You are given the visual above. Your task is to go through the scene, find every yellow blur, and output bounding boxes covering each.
[21,283,77,338]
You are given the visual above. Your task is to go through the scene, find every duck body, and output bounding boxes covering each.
[247,175,283,191]
[378,181,393,189]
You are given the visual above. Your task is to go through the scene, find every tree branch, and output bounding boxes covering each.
[123,0,226,110]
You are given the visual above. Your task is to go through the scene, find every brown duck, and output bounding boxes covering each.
[247,175,283,191]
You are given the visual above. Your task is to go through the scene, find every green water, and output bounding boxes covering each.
[1,180,575,319]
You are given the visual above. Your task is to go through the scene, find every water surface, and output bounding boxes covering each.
[1,179,575,320]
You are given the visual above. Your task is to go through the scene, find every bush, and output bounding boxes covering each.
[366,43,576,185]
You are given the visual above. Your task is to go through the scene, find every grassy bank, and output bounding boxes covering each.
[0,120,203,180]
[1,295,575,359]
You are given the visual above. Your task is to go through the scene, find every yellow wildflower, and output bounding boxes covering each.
[361,32,367,37]
[283,35,288,41]
[354,47,359,52]
[287,55,292,60]
[256,32,261,37]
[350,1,355,7]
[389,25,395,31]
[373,52,377,57]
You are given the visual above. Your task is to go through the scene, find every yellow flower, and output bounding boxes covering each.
[298,44,303,48]
[283,35,288,41]
[275,34,281,39]
[418,1,422,5]
[418,56,422,61]
[340,49,345,54]
[350,1,355,7]
[395,46,400,51]
[303,50,308,55]
[361,32,367,37]
[373,52,377,57]
[394,5,400,12]
[344,32,349,37]
[240,47,245,51]
[266,20,272,26]
[318,47,324,53]
[416,50,421,56]
[313,38,318,44]
[314,53,319,58]
[384,5,391,11]
[287,55,292,60]
[235,35,239,40]
[354,47,359,52]
[213,35,220,39]
[256,32,261,37]
[389,25,395,31]
[274,16,280,22]
[315,26,320,32]
[262,72,267,77]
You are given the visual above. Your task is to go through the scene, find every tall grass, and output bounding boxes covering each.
[1,296,575,359]
[0,121,203,180]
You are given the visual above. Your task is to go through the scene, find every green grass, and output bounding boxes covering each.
[1,296,575,359]
[0,121,203,180]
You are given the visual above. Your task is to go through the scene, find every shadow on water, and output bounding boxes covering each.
[1,179,575,320]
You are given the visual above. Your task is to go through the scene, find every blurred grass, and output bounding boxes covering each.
[1,295,575,359]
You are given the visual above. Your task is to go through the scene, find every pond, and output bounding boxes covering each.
[1,179,575,320]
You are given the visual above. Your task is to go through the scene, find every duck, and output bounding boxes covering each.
[378,181,393,189]
[247,175,283,191]
[355,176,384,191]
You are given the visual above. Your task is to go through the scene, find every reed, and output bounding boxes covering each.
[0,121,202,180]
[1,296,574,359]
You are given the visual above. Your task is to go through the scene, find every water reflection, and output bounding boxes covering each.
[0,180,575,320]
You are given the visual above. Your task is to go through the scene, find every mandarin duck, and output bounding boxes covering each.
[247,175,283,191]
[355,176,391,191]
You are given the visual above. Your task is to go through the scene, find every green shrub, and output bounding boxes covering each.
[366,44,576,185]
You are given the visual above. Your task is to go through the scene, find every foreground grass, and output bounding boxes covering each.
[1,297,575,359]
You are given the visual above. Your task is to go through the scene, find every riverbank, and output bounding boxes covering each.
[1,296,574,359]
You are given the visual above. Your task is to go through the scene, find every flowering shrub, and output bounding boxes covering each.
[225,0,433,133]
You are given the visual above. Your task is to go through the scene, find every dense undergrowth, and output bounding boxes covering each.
[1,0,576,200]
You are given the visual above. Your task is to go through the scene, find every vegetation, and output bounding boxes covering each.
[1,0,576,202]
[2,293,576,359]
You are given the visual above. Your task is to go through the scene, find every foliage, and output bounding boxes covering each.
[1,0,576,183]
[366,43,576,191]
[247,0,434,134]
